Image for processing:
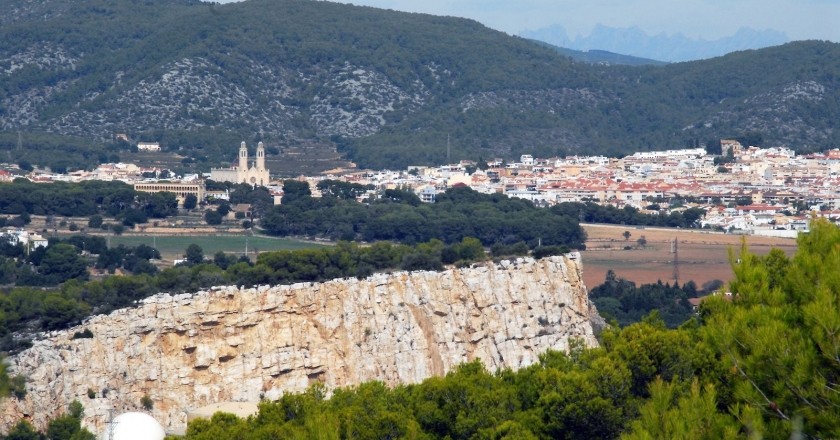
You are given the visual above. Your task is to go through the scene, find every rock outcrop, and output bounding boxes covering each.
[0,255,599,434]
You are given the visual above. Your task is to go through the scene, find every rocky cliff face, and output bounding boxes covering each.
[0,255,599,434]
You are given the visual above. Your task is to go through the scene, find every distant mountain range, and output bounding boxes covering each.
[527,40,667,66]
[1,0,838,172]
[520,24,789,63]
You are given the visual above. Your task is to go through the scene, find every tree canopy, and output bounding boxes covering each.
[262,183,586,249]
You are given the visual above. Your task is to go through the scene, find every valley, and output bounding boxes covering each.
[0,0,837,438]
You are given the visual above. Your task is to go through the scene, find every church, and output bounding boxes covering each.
[210,141,270,186]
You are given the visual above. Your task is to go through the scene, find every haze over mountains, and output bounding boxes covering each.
[0,0,838,172]
[520,24,790,63]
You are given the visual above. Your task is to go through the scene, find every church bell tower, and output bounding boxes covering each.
[239,141,248,171]
[256,141,265,170]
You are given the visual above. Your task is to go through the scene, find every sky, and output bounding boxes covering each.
[291,0,840,42]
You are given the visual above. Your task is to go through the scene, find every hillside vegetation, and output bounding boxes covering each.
[1,0,839,171]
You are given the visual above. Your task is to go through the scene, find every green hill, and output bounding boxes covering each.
[1,0,838,171]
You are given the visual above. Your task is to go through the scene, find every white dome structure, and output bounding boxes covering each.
[108,412,165,440]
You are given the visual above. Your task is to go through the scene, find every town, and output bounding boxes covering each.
[5,139,838,238]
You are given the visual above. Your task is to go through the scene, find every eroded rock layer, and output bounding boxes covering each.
[1,255,598,433]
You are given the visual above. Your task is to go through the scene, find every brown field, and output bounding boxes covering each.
[580,224,798,289]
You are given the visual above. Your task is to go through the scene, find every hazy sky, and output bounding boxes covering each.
[304,0,838,42]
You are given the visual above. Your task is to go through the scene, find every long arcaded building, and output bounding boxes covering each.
[133,180,205,203]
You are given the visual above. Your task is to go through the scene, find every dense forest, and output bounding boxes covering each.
[1,0,838,170]
[262,184,586,249]
[260,182,707,247]
[46,219,830,439]
[550,202,706,229]
[589,271,709,328]
[0,180,177,226]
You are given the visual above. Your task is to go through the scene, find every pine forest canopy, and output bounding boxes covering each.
[0,0,838,171]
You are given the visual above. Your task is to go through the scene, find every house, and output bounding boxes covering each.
[3,229,48,250]
[137,142,161,152]
[418,186,437,203]
[228,204,252,220]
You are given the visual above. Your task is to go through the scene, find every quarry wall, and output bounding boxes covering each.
[0,255,600,434]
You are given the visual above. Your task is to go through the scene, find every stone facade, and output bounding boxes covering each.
[0,255,599,435]
[210,141,269,185]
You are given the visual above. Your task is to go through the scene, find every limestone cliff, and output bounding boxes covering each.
[0,255,599,434]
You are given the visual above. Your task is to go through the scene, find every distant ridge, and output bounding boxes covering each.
[527,39,667,66]
[520,24,790,62]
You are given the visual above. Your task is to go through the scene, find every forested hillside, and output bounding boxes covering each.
[1,0,838,171]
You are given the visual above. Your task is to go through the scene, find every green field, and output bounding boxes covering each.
[108,234,326,259]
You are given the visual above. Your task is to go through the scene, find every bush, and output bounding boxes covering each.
[205,210,223,225]
[141,394,153,411]
[10,375,26,399]
[490,242,529,258]
[183,194,198,210]
[532,245,570,259]
[88,215,104,229]
[72,329,94,339]
[69,400,84,418]
[17,160,33,172]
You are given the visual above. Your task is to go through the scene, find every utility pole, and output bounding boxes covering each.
[671,237,679,285]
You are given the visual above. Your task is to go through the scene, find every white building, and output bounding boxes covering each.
[137,142,161,152]
[520,154,535,166]
[3,229,48,250]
